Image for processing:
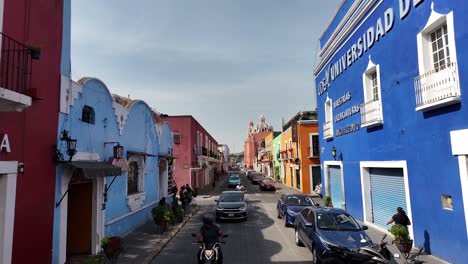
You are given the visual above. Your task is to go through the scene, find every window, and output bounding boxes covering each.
[306,211,315,223]
[323,96,333,139]
[415,7,460,111]
[361,58,383,128]
[82,105,95,124]
[127,161,139,194]
[430,25,450,71]
[310,134,319,157]
[173,134,181,144]
[441,194,453,210]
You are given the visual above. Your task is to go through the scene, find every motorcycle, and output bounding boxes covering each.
[192,234,228,264]
[326,235,392,264]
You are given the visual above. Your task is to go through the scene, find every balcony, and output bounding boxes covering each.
[202,147,208,156]
[0,32,34,112]
[414,62,461,112]
[323,121,333,140]
[360,99,383,128]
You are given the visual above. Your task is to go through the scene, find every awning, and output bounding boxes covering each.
[67,161,122,179]
[127,151,156,157]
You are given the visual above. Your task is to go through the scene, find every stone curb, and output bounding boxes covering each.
[142,206,200,264]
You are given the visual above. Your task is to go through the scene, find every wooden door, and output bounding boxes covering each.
[67,182,92,256]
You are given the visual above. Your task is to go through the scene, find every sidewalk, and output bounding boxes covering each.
[275,182,449,264]
[116,205,198,264]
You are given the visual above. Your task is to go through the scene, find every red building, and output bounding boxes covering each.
[0,1,65,263]
[162,115,221,190]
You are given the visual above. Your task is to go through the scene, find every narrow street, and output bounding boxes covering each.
[152,173,314,264]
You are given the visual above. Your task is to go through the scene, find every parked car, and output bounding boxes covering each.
[215,191,247,221]
[246,170,256,181]
[277,194,315,226]
[259,177,276,191]
[227,174,241,188]
[294,207,373,263]
[251,173,265,185]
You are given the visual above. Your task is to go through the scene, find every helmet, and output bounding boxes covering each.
[202,214,214,225]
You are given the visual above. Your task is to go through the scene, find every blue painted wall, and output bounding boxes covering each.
[51,78,166,263]
[315,1,468,263]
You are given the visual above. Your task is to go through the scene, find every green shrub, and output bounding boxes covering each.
[390,224,410,242]
[164,210,175,225]
[323,196,333,207]
[151,205,166,219]
[84,255,103,264]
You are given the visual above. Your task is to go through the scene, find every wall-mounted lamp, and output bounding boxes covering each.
[331,146,336,159]
[55,130,77,163]
[104,142,124,159]
[331,146,342,161]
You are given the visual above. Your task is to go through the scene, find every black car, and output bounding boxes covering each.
[215,191,247,221]
[294,207,373,263]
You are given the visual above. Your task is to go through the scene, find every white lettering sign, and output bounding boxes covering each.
[318,0,426,96]
[1,134,11,153]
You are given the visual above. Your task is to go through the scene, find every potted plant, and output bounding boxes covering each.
[100,236,122,264]
[171,197,185,223]
[390,224,413,254]
[164,210,175,225]
[323,196,333,207]
[152,205,168,232]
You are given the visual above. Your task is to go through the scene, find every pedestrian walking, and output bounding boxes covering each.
[387,207,411,229]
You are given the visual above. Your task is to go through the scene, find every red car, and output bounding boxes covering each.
[259,177,276,191]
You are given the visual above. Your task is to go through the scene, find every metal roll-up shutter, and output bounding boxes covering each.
[370,168,407,228]
[328,166,343,209]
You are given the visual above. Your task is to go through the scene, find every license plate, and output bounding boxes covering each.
[228,213,234,217]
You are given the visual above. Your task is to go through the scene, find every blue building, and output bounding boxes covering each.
[314,1,467,262]
[51,77,172,263]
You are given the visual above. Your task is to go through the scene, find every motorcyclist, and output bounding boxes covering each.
[194,215,224,264]
[236,183,245,192]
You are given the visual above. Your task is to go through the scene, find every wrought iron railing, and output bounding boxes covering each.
[414,62,460,109]
[0,32,33,94]
[323,121,333,139]
[202,147,208,156]
[360,99,383,126]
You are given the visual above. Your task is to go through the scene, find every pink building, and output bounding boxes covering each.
[162,115,221,190]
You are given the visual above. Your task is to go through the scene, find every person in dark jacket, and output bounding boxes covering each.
[194,215,224,264]
[387,207,411,229]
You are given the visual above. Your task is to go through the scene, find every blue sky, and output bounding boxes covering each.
[71,0,341,153]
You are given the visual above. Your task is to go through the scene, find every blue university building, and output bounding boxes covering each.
[314,1,468,262]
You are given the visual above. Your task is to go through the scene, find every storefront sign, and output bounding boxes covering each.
[335,105,360,123]
[318,0,426,96]
[336,123,360,137]
[0,134,11,153]
[334,92,351,108]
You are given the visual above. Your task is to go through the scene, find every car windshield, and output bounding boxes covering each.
[219,193,243,202]
[229,176,239,180]
[316,213,361,231]
[286,196,313,206]
[262,178,273,183]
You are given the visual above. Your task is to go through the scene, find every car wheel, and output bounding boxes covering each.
[277,209,281,219]
[295,229,304,247]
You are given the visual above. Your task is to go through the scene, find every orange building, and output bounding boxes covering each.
[280,111,321,194]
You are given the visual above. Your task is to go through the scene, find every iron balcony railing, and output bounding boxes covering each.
[202,147,208,156]
[0,32,33,95]
[360,99,383,127]
[323,121,333,139]
[414,62,460,110]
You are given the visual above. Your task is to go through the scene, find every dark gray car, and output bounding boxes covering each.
[215,191,247,221]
